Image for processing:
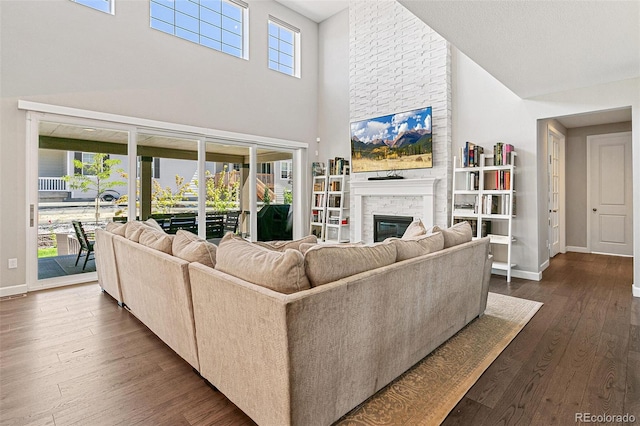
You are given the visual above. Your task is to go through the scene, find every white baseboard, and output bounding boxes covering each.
[540,259,550,272]
[492,268,542,281]
[0,284,28,298]
[566,246,590,253]
[633,285,640,298]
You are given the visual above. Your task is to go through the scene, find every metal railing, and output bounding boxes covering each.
[39,177,68,191]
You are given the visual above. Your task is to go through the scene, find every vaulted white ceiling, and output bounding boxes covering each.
[282,0,639,99]
[391,1,639,99]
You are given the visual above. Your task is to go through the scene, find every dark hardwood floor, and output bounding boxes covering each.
[0,252,637,425]
[444,252,639,425]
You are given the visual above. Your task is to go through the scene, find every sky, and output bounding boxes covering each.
[350,106,432,144]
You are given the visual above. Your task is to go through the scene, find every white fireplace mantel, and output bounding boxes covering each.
[350,178,438,242]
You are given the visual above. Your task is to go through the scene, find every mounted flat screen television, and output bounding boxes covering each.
[350,106,432,173]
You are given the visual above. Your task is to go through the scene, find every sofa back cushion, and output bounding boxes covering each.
[401,218,426,239]
[385,232,444,261]
[172,230,217,268]
[215,234,310,294]
[139,228,174,254]
[253,235,318,252]
[432,221,473,248]
[304,242,397,287]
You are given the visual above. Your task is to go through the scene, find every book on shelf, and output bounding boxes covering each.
[328,157,350,175]
[330,181,341,191]
[484,170,512,190]
[312,162,326,176]
[460,142,484,168]
[313,181,325,192]
[328,195,341,208]
[466,171,480,190]
[493,142,514,165]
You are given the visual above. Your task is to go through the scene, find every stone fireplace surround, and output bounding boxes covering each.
[350,178,438,243]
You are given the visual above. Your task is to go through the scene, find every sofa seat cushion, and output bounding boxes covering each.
[139,228,174,254]
[401,218,426,239]
[253,235,318,252]
[432,221,473,248]
[173,230,217,267]
[385,232,444,261]
[304,242,397,287]
[215,234,309,294]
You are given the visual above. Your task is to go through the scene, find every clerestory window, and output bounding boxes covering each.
[70,0,114,14]
[150,0,248,59]
[268,17,300,77]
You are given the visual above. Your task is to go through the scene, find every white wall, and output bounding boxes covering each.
[0,0,318,291]
[348,0,452,235]
[317,9,349,162]
[452,47,539,279]
[453,47,640,289]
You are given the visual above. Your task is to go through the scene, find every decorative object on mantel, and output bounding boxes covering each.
[368,175,404,180]
[351,106,433,173]
[368,169,405,180]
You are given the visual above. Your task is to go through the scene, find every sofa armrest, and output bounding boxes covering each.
[188,263,292,426]
[480,253,493,315]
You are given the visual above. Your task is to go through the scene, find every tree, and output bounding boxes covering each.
[63,153,125,223]
[152,175,194,214]
[283,187,292,205]
[115,173,195,216]
[202,166,239,212]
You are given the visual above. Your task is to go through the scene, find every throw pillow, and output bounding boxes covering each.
[124,221,147,242]
[385,232,445,261]
[215,233,310,294]
[172,230,217,268]
[105,221,125,234]
[253,235,318,252]
[144,218,165,232]
[402,218,426,239]
[138,228,174,254]
[432,221,473,248]
[304,242,397,287]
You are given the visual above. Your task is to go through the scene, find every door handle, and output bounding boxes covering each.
[592,208,597,212]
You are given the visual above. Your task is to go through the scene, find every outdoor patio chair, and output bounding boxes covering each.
[72,220,95,270]
[223,211,240,234]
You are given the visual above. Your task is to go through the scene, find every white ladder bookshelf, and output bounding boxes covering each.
[451,152,517,282]
[324,169,350,243]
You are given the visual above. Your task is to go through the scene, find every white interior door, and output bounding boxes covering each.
[588,132,633,256]
[548,126,565,257]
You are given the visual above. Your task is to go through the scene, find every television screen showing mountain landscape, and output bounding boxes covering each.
[350,106,432,173]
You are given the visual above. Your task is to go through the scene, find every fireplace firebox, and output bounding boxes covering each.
[373,215,414,242]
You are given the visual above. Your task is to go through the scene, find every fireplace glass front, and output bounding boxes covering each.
[373,215,414,242]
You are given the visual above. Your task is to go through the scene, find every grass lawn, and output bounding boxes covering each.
[38,247,58,258]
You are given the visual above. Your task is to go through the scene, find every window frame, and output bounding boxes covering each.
[280,160,292,179]
[268,16,301,78]
[149,0,249,60]
[70,0,114,15]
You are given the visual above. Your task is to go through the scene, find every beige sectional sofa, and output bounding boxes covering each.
[188,228,492,426]
[96,220,217,371]
[95,219,492,426]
